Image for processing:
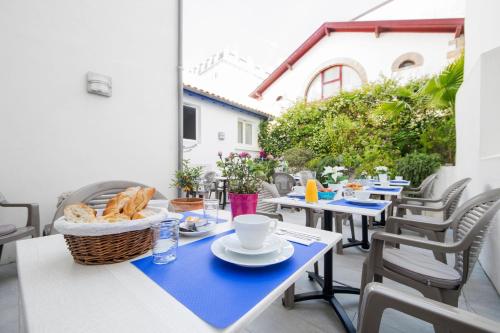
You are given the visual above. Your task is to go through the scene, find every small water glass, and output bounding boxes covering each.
[204,198,219,224]
[151,218,179,265]
[343,187,355,198]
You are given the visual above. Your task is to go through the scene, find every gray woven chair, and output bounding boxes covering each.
[256,182,283,221]
[361,188,500,312]
[396,178,471,217]
[358,282,500,333]
[195,171,217,198]
[43,180,166,235]
[0,193,40,259]
[272,172,295,196]
[388,178,471,263]
[403,173,438,198]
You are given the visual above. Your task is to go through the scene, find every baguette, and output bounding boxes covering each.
[103,193,131,216]
[64,204,97,223]
[123,187,156,217]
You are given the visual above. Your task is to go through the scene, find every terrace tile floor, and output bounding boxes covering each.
[1,209,499,333]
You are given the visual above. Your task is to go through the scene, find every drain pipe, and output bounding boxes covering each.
[177,0,183,197]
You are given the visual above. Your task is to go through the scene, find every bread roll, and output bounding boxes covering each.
[64,204,97,223]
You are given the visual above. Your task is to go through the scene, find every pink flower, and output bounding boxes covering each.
[217,151,223,157]
[259,150,267,159]
[239,152,250,158]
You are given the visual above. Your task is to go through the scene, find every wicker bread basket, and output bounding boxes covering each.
[63,229,152,265]
[54,207,170,265]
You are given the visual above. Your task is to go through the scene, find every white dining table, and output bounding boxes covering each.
[16,209,341,333]
[263,196,391,333]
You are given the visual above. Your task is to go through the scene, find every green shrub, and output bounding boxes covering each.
[283,147,314,173]
[394,153,441,185]
[258,57,463,169]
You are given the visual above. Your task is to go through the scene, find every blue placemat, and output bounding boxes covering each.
[328,198,388,210]
[390,180,409,185]
[367,186,401,193]
[180,211,227,224]
[131,231,326,328]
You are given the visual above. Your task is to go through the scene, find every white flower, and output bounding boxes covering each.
[322,166,334,176]
[375,166,388,172]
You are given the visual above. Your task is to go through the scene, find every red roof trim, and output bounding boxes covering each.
[250,18,465,99]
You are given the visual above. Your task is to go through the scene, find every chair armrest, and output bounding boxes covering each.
[358,283,500,333]
[398,196,442,204]
[0,202,40,236]
[372,231,460,253]
[385,216,449,232]
[256,211,283,222]
[396,203,444,212]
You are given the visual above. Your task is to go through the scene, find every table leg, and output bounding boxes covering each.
[334,213,343,254]
[361,216,370,249]
[222,180,227,210]
[380,194,386,224]
[291,210,358,333]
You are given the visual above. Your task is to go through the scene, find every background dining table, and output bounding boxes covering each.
[16,209,341,333]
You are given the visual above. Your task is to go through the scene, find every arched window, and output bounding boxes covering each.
[392,52,424,72]
[398,60,416,69]
[306,65,362,101]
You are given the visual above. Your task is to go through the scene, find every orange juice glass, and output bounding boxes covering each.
[305,179,319,203]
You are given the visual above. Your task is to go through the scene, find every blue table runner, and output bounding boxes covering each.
[328,198,388,210]
[132,231,326,328]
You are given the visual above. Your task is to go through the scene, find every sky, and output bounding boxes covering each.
[183,0,384,71]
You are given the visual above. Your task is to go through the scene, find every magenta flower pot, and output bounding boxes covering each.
[229,193,258,218]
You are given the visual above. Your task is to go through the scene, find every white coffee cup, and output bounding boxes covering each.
[292,185,305,194]
[355,191,370,200]
[378,174,388,181]
[395,176,403,181]
[233,214,278,250]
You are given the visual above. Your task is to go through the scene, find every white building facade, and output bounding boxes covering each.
[455,0,500,292]
[250,19,464,115]
[182,85,270,171]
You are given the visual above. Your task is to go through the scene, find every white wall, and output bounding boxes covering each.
[183,94,263,171]
[454,0,500,291]
[0,0,179,263]
[261,31,456,113]
[358,0,465,21]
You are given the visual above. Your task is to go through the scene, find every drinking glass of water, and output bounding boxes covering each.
[151,218,179,264]
[203,198,219,224]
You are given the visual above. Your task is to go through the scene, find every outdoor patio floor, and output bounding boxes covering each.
[1,209,499,333]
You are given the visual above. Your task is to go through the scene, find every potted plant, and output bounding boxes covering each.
[374,166,389,181]
[322,166,348,191]
[170,160,204,212]
[217,152,264,217]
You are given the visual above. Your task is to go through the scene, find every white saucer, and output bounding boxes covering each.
[179,220,216,237]
[345,198,379,206]
[221,234,282,256]
[211,236,294,267]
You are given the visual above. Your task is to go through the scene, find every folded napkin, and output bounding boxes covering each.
[275,233,314,246]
